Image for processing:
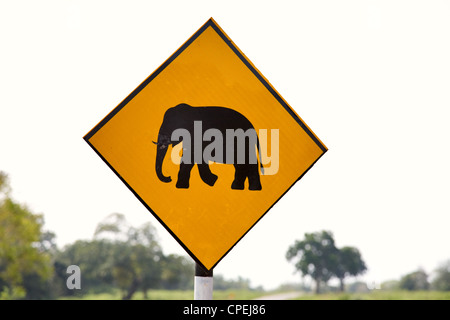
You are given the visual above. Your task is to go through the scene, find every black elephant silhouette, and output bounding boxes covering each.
[154,103,263,190]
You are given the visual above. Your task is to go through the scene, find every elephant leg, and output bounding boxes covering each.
[197,163,218,187]
[231,164,247,190]
[247,164,262,191]
[176,163,194,189]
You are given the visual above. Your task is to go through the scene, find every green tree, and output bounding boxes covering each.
[334,246,367,291]
[93,213,163,299]
[380,279,400,290]
[214,275,253,291]
[0,171,9,195]
[287,230,368,294]
[431,260,450,291]
[0,172,53,299]
[160,254,194,290]
[54,239,116,296]
[286,230,338,293]
[127,224,164,299]
[399,269,429,291]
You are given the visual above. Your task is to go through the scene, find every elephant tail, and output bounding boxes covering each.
[256,136,264,175]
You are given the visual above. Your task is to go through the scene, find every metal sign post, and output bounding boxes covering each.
[194,263,213,300]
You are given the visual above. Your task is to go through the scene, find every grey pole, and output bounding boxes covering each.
[194,263,213,300]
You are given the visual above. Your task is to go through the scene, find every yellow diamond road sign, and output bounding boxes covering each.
[84,18,327,271]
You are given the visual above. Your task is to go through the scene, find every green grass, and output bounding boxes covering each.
[295,290,450,300]
[60,289,450,300]
[60,289,265,300]
[213,289,265,300]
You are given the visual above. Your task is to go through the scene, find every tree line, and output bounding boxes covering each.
[382,265,450,292]
[0,172,254,299]
[286,230,450,293]
[1,171,450,298]
[55,212,195,300]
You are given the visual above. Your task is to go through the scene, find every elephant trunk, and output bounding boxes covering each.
[155,142,172,183]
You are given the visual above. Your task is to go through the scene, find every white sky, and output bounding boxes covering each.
[1,1,449,290]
